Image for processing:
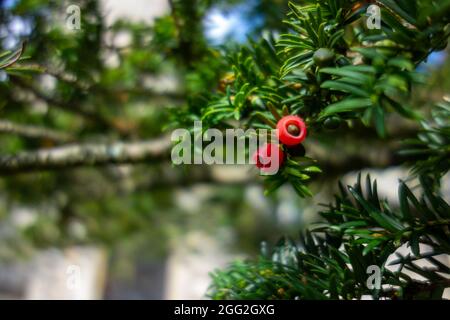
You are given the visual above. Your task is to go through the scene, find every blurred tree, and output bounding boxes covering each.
[0,0,245,258]
[0,0,308,264]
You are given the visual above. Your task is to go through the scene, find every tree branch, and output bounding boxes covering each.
[0,136,171,175]
[0,120,73,143]
[0,133,406,176]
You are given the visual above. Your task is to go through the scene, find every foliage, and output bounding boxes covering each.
[401,99,450,180]
[0,0,238,257]
[179,0,450,197]
[209,174,450,300]
[206,0,450,300]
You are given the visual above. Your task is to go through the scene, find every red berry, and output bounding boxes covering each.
[276,115,307,146]
[253,143,285,173]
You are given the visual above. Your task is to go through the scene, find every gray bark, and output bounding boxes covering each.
[0,136,171,175]
[0,120,73,142]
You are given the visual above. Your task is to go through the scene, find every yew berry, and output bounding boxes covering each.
[276,115,307,146]
[287,143,306,157]
[323,115,342,130]
[253,143,285,173]
[313,48,335,67]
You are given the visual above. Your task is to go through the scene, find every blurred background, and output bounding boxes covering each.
[0,0,448,299]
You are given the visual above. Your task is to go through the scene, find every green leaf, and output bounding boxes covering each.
[285,167,310,180]
[373,105,386,138]
[338,221,368,229]
[383,96,422,120]
[387,58,414,71]
[320,67,373,83]
[320,98,373,117]
[292,180,313,197]
[321,81,370,97]
[409,233,420,256]
[266,102,281,121]
[363,240,383,256]
[378,0,418,26]
[349,187,404,233]
[398,182,414,224]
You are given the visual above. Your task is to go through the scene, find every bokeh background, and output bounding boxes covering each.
[0,0,448,299]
